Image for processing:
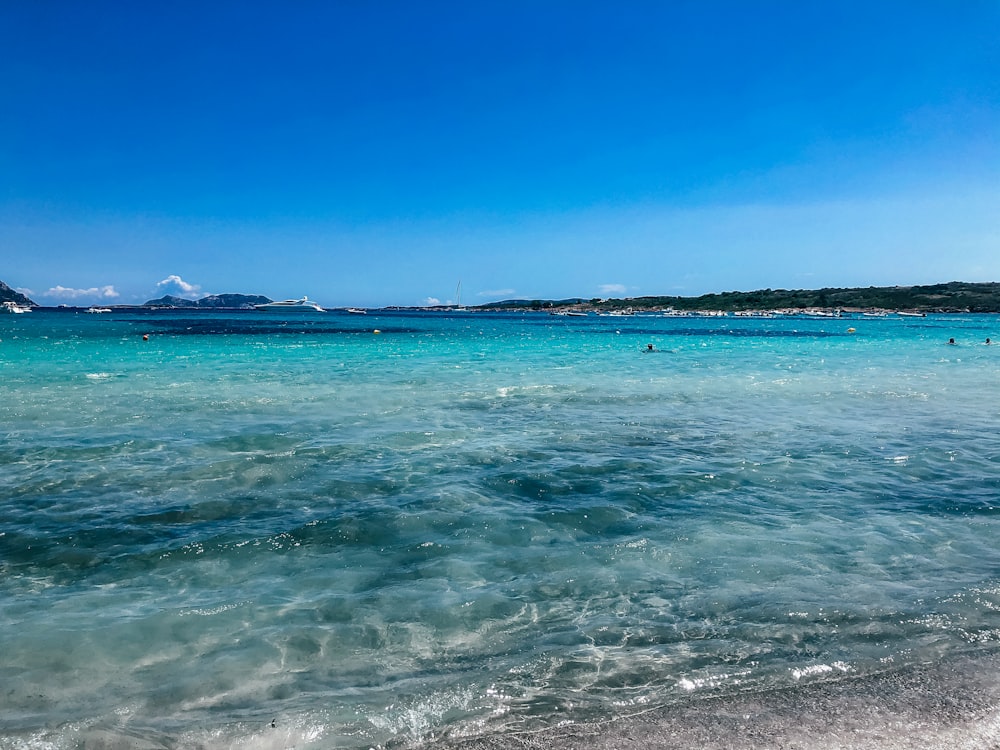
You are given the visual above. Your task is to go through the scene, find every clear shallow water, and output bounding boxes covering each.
[2,309,1000,749]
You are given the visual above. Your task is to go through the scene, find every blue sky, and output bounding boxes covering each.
[2,1,998,307]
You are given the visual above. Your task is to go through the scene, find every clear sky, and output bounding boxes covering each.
[2,1,998,307]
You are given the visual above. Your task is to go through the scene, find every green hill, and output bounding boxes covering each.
[0,280,36,307]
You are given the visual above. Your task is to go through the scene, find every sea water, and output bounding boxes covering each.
[2,309,1000,749]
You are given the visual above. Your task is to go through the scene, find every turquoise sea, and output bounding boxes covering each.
[3,309,1000,749]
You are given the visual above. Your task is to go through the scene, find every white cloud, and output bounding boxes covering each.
[599,283,627,295]
[424,297,442,306]
[44,285,120,300]
[478,288,516,298]
[157,275,201,297]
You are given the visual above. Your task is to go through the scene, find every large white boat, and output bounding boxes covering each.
[254,297,325,312]
[1,301,31,313]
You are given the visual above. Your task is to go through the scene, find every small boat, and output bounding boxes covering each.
[1,301,31,313]
[897,311,927,318]
[254,297,325,312]
[346,308,367,315]
[86,307,112,314]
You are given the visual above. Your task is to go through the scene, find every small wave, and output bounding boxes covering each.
[791,661,851,681]
[178,601,247,617]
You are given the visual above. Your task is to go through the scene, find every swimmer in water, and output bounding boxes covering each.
[948,338,956,345]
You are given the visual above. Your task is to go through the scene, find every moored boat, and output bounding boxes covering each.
[254,297,325,312]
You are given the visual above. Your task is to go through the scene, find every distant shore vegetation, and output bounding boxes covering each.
[475,282,1000,315]
[4,280,1000,314]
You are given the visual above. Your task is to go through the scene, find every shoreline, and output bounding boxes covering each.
[442,651,1000,750]
[3,304,967,316]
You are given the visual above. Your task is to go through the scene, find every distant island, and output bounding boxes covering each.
[142,293,272,309]
[0,286,271,310]
[4,280,1000,313]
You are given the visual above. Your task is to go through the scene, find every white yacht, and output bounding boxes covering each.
[1,301,31,313]
[254,297,325,312]
[86,307,112,314]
